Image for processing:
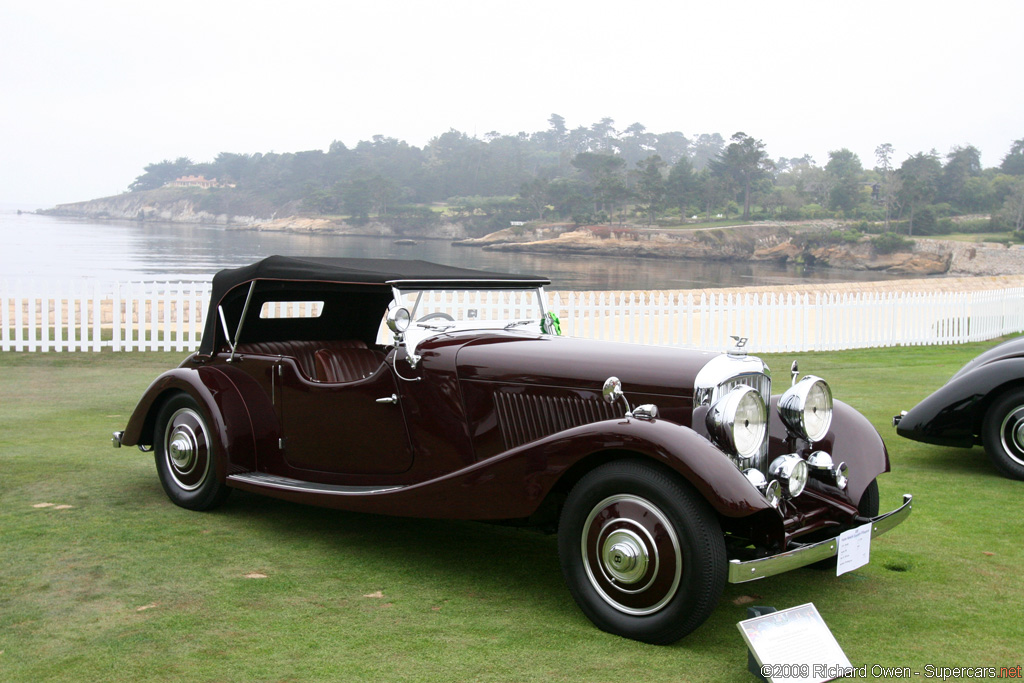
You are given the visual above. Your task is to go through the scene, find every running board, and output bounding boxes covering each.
[227,472,405,496]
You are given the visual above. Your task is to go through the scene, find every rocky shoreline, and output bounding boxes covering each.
[453,222,1024,278]
[44,193,1024,278]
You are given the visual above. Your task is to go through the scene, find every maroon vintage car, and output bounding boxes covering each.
[113,256,911,644]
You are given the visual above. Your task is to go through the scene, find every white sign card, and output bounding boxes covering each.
[836,522,872,576]
[738,603,852,683]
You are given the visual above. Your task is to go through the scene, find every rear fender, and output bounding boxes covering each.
[897,358,1024,447]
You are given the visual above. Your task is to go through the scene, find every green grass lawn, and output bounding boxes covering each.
[1,343,1021,681]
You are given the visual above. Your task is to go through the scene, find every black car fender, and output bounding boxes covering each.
[897,357,1024,448]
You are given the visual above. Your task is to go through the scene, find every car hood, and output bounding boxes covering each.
[454,332,719,399]
[950,334,1024,382]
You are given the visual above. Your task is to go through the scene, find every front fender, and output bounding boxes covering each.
[897,358,1024,448]
[317,416,775,522]
[118,366,261,476]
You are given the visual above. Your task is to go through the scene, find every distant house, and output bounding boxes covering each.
[167,175,219,189]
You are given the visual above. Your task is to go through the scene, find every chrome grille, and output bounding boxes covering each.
[716,373,772,406]
[724,372,770,472]
[694,353,772,474]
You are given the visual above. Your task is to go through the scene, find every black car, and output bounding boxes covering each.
[895,335,1024,480]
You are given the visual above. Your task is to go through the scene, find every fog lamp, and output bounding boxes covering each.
[769,454,809,498]
[834,461,849,490]
[742,468,767,491]
[806,450,834,471]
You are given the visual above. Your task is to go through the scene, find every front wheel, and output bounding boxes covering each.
[154,393,231,510]
[557,460,726,644]
[982,388,1024,480]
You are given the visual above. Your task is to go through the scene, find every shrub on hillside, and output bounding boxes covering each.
[871,232,914,254]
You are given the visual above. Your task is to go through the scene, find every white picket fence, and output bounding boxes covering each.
[2,280,1023,353]
[1,281,210,352]
[558,288,1024,352]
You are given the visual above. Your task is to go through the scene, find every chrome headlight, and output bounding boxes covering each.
[779,376,833,442]
[806,451,850,490]
[706,385,767,460]
[769,454,809,498]
[743,468,780,508]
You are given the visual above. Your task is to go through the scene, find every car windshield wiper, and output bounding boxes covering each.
[416,321,456,331]
[504,319,538,330]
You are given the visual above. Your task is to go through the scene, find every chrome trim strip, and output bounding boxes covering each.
[727,493,913,583]
[227,472,404,496]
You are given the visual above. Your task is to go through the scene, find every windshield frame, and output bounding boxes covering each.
[384,284,549,354]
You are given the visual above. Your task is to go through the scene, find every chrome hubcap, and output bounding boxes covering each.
[999,406,1024,466]
[163,407,211,491]
[602,529,649,584]
[581,494,682,616]
[168,434,195,470]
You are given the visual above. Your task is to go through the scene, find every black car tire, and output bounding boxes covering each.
[857,478,880,518]
[154,393,231,511]
[557,459,726,645]
[982,388,1024,480]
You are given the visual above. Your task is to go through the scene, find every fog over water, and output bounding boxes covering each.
[0,205,914,291]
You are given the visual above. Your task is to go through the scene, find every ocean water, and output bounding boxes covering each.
[0,203,912,291]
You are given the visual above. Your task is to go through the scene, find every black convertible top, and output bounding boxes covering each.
[199,256,549,355]
[210,255,549,295]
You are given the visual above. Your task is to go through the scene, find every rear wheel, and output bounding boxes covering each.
[982,388,1024,480]
[154,393,231,511]
[557,460,726,644]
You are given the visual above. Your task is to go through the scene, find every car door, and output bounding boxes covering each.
[276,357,414,476]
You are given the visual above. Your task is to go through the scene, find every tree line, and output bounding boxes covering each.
[129,115,1024,236]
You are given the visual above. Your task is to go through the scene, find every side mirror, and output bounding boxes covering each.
[602,376,623,404]
[602,376,633,417]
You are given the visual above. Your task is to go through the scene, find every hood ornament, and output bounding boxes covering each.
[728,336,748,358]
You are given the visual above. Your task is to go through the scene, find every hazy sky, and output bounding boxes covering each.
[2,0,1021,208]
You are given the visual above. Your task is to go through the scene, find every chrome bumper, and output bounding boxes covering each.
[728,493,913,584]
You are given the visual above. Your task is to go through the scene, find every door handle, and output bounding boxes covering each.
[375,394,398,405]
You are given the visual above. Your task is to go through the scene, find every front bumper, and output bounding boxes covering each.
[727,493,913,583]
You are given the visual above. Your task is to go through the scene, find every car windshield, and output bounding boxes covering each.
[378,287,546,346]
